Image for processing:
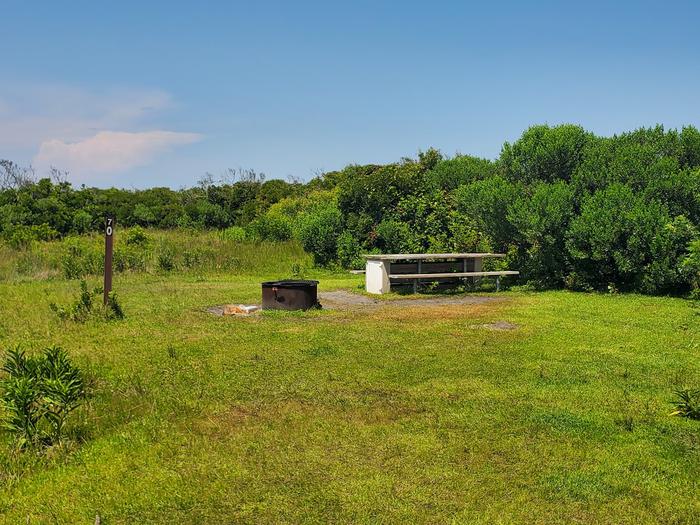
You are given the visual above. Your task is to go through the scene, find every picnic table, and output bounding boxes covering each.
[363,253,519,294]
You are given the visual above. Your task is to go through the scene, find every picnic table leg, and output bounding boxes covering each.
[496,276,500,292]
[366,260,391,294]
[414,260,422,293]
[474,257,483,287]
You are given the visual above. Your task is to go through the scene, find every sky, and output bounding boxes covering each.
[1,0,699,188]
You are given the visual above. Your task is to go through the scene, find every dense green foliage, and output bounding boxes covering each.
[3,124,700,294]
[0,346,86,448]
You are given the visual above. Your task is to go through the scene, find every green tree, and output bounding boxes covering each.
[566,184,669,290]
[501,124,592,184]
[508,181,575,287]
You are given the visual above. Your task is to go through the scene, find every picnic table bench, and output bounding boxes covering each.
[363,253,519,294]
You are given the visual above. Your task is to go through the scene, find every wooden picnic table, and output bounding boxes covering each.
[363,253,518,294]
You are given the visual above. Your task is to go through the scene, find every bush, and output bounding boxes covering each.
[0,346,87,448]
[337,162,424,222]
[566,184,669,291]
[105,292,124,320]
[246,213,292,242]
[71,210,93,234]
[60,238,102,279]
[336,231,364,269]
[375,218,417,254]
[50,280,93,322]
[123,226,150,247]
[220,226,247,242]
[298,205,343,266]
[3,224,59,249]
[642,216,698,294]
[501,124,593,184]
[454,176,521,251]
[508,182,575,287]
[114,243,149,273]
[182,248,203,269]
[425,155,496,191]
[682,239,700,297]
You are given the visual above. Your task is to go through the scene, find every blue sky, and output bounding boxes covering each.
[1,1,699,188]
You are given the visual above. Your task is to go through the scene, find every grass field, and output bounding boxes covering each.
[0,251,699,523]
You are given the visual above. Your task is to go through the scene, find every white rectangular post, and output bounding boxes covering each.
[366,259,391,294]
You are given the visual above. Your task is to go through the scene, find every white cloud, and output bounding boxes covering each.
[0,84,202,184]
[33,131,202,177]
[0,86,173,149]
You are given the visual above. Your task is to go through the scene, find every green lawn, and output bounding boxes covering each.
[0,271,698,524]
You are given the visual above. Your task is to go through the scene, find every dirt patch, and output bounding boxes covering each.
[319,290,499,310]
[206,290,501,317]
[472,320,519,331]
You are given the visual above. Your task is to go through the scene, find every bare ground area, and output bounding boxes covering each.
[318,290,500,310]
[207,290,501,316]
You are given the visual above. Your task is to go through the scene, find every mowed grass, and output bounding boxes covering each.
[0,270,698,523]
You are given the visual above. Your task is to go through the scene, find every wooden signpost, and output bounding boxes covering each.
[104,216,114,305]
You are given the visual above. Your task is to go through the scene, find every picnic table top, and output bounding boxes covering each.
[363,253,506,261]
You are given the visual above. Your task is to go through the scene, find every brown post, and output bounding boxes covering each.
[104,216,114,305]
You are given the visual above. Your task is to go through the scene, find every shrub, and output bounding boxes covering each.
[447,213,492,253]
[50,280,93,322]
[71,210,93,234]
[566,184,669,291]
[182,248,203,269]
[60,238,102,279]
[501,124,593,184]
[0,346,87,448]
[220,226,247,242]
[375,218,416,253]
[508,181,575,287]
[336,231,364,269]
[337,162,424,222]
[123,226,150,247]
[454,176,521,251]
[113,243,149,273]
[642,216,698,294]
[246,213,292,242]
[4,224,59,249]
[105,292,124,320]
[425,155,496,191]
[682,239,700,297]
[298,205,343,266]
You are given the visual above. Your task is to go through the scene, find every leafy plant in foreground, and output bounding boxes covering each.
[670,388,700,420]
[0,346,87,447]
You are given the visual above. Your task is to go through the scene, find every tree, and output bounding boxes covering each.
[508,181,575,287]
[501,124,592,184]
[454,176,521,251]
[566,184,669,290]
[425,155,496,191]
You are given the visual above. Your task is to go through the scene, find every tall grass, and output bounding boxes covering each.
[0,229,313,282]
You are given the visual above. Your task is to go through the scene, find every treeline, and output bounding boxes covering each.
[2,124,700,295]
